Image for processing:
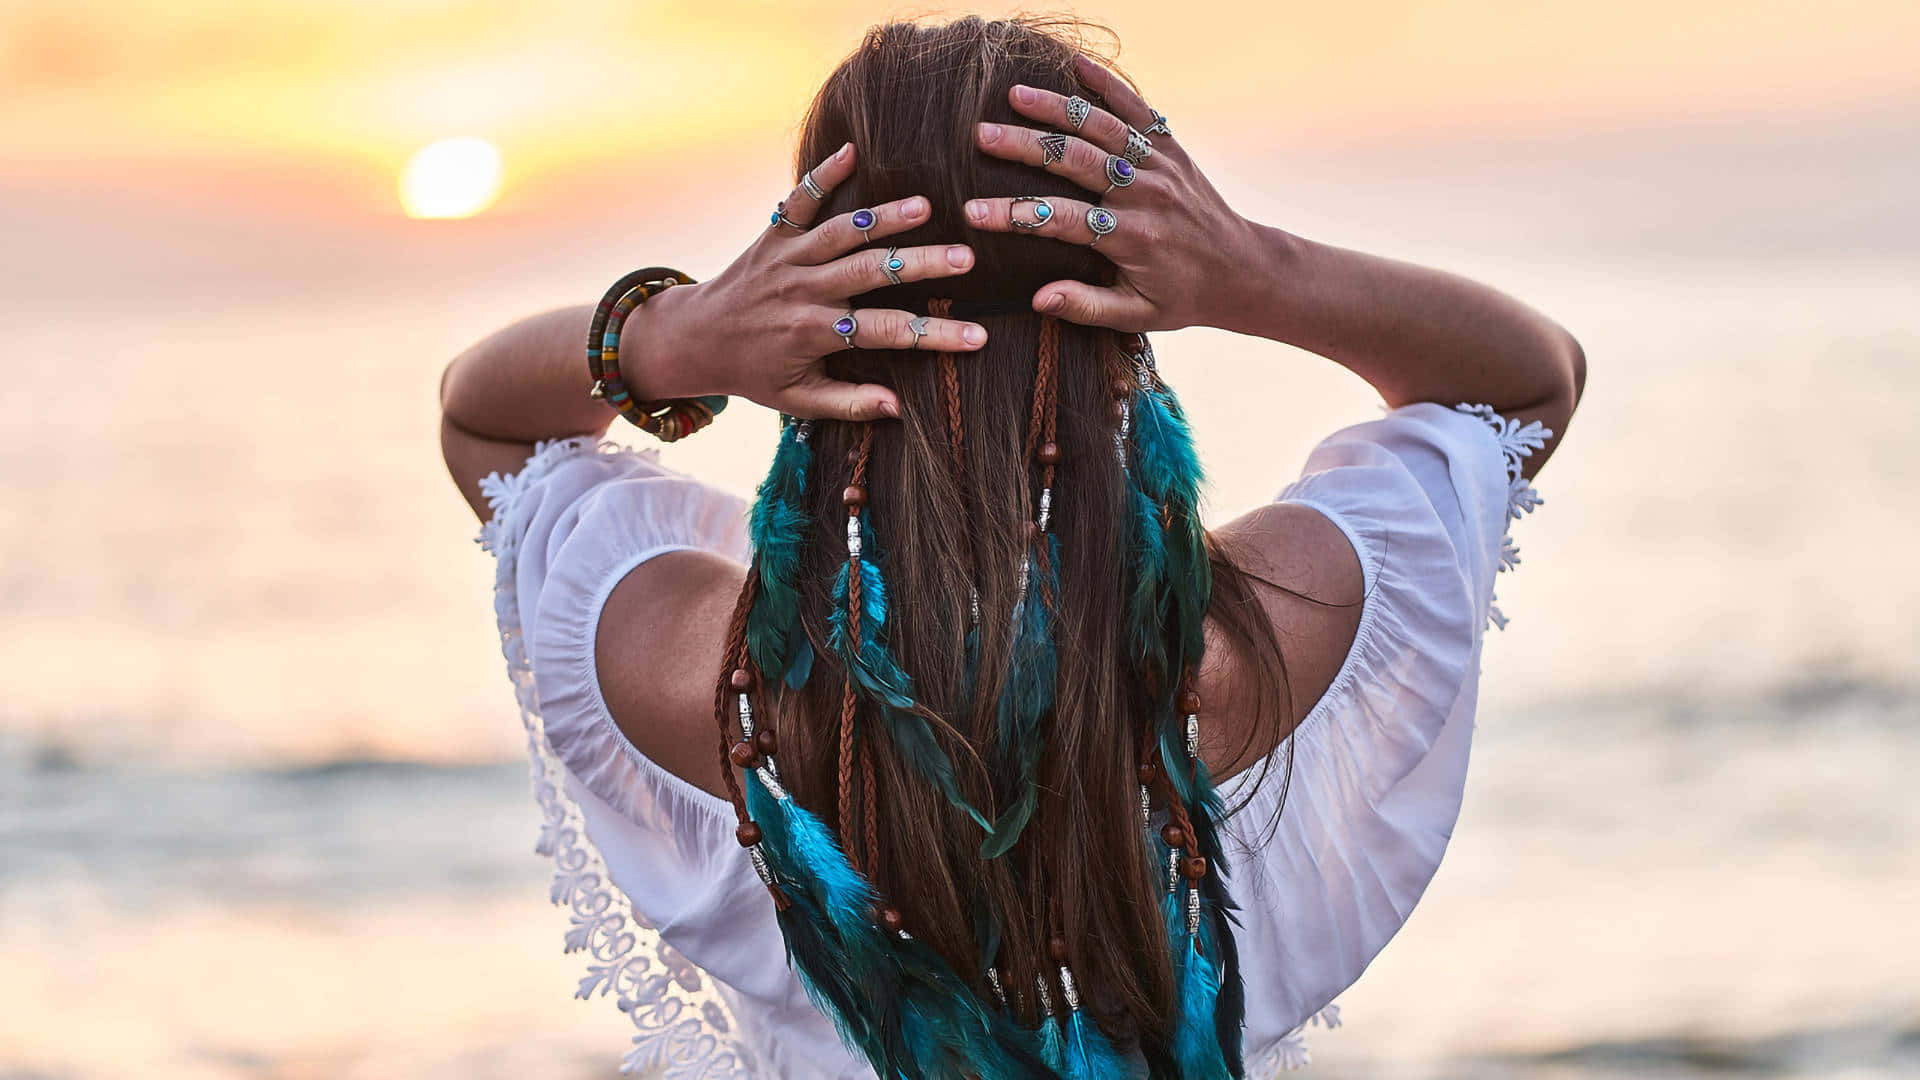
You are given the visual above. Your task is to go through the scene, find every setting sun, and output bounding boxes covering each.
[399,137,503,219]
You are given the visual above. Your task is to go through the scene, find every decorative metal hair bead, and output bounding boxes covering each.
[846,514,863,559]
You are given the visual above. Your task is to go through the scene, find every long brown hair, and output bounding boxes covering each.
[716,15,1295,1066]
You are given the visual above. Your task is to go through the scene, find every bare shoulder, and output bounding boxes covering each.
[1201,501,1366,778]
[593,548,747,801]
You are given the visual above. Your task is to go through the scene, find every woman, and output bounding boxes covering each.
[441,16,1583,1079]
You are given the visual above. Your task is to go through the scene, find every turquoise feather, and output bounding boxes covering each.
[827,515,994,834]
[981,533,1058,858]
[1064,1006,1132,1080]
[745,420,813,685]
[1039,1015,1068,1073]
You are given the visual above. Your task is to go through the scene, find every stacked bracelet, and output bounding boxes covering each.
[587,267,728,442]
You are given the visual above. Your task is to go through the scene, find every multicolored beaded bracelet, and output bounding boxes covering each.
[586,267,729,442]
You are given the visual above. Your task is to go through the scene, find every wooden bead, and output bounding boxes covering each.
[1177,690,1202,715]
[1161,823,1187,849]
[1180,855,1209,881]
[1136,761,1159,785]
[842,484,868,507]
[1049,936,1070,964]
[754,727,779,756]
[1036,441,1061,466]
[729,667,754,692]
[735,821,763,847]
[846,447,863,466]
[1110,378,1130,398]
[728,741,760,769]
[879,907,905,933]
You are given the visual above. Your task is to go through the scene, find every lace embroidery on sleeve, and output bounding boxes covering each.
[1453,403,1551,630]
[478,437,762,1078]
[1249,1005,1344,1074]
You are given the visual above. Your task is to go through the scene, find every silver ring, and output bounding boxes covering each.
[1104,155,1136,191]
[907,316,930,350]
[1085,205,1118,246]
[880,247,904,286]
[770,200,805,230]
[1121,129,1153,165]
[850,207,876,243]
[833,312,858,349]
[1065,96,1091,130]
[1145,110,1172,137]
[1037,133,1068,167]
[1010,195,1056,231]
[800,170,826,201]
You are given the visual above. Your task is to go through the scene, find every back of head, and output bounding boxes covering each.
[714,16,1271,1077]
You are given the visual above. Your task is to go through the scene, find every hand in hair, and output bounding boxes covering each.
[962,54,1260,334]
[625,142,992,424]
[967,54,1584,472]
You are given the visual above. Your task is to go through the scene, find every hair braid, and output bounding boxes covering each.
[839,423,876,861]
[712,571,758,821]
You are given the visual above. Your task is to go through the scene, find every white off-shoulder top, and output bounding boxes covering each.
[476,401,1548,1078]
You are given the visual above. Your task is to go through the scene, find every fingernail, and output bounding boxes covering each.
[979,122,1002,143]
[1013,85,1036,105]
[1041,292,1065,312]
[837,142,852,159]
[965,200,987,223]
[947,245,972,268]
[963,325,987,345]
[879,398,900,419]
[906,196,929,216]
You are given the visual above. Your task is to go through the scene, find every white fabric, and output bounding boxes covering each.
[477,401,1547,1077]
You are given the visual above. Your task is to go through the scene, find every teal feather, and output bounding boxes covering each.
[981,534,1058,858]
[1171,927,1232,1080]
[745,421,813,683]
[827,517,993,833]
[1039,1015,1068,1073]
[1065,1006,1133,1080]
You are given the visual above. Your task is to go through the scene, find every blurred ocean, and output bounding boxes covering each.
[2,106,1916,1076]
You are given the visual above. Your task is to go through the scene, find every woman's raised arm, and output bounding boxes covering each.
[438,143,990,521]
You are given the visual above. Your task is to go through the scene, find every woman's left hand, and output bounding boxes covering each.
[964,54,1266,334]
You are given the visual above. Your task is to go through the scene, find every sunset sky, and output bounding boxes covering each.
[4,0,1915,218]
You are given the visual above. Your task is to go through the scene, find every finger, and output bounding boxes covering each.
[963,196,1130,251]
[1008,84,1134,158]
[782,373,901,423]
[1031,281,1157,331]
[1073,53,1155,132]
[776,142,855,229]
[816,308,988,354]
[795,195,933,263]
[975,122,1113,193]
[811,244,975,298]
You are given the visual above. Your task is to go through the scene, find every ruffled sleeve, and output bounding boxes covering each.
[478,437,844,1078]
[1223,402,1549,1074]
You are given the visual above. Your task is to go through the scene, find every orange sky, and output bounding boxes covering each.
[3,0,1916,216]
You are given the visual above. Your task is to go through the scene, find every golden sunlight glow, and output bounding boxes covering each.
[398,137,503,219]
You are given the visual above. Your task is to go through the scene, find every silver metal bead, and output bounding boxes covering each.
[985,966,1008,1010]
[1058,966,1082,1012]
[757,767,788,801]
[1187,884,1203,937]
[845,515,862,559]
[1186,712,1201,760]
[1035,977,1056,1018]
[792,419,813,443]
[737,693,754,737]
[1037,488,1053,533]
[749,844,776,887]
[1140,784,1152,830]
[1168,848,1182,893]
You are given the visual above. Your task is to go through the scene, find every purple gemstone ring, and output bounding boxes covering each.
[1104,155,1136,193]
[850,208,876,242]
[834,312,859,348]
[1085,206,1118,246]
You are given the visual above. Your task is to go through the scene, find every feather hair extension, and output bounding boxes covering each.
[981,532,1059,858]
[828,514,994,833]
[745,419,814,684]
[1171,902,1233,1080]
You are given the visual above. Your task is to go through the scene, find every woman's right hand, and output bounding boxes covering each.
[630,143,989,423]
